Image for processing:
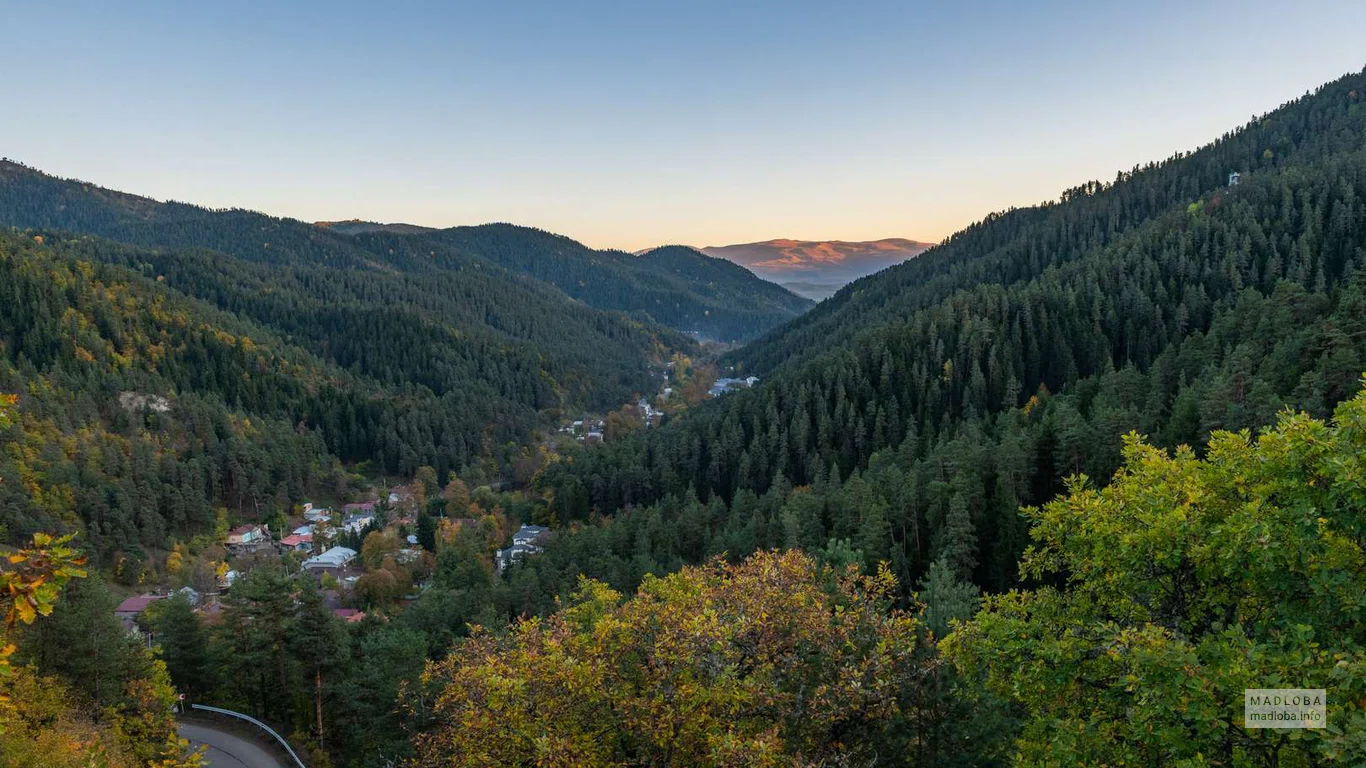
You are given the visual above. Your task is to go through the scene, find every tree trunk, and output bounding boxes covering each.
[316,668,325,749]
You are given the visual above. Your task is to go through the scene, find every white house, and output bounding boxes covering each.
[303,546,358,573]
[498,525,552,573]
[512,525,550,546]
[496,543,542,573]
[342,514,375,534]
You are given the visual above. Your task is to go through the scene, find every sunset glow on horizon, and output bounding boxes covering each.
[4,1,1364,252]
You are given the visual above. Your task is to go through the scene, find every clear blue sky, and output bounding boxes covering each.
[4,1,1364,250]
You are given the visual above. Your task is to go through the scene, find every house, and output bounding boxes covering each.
[303,505,332,522]
[497,525,552,573]
[333,608,366,623]
[280,533,313,552]
[177,586,201,607]
[584,431,604,444]
[496,543,543,573]
[1229,171,1241,186]
[343,500,378,515]
[512,525,551,547]
[291,524,314,537]
[226,524,267,546]
[708,376,758,398]
[342,513,375,534]
[114,594,164,622]
[219,569,240,590]
[303,546,358,574]
[114,594,164,634]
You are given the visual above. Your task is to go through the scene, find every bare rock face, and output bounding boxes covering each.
[118,391,172,414]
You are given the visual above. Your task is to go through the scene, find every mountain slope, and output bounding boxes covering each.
[417,225,814,341]
[726,70,1366,376]
[0,162,691,410]
[0,228,368,557]
[0,162,804,349]
[533,67,1366,601]
[703,238,934,299]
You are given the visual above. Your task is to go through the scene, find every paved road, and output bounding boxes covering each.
[179,722,287,768]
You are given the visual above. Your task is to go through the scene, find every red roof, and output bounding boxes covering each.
[228,524,261,536]
[343,501,377,512]
[115,595,164,614]
[280,534,312,547]
[333,608,365,623]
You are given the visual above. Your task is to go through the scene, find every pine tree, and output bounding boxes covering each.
[917,556,980,638]
[289,578,347,751]
[153,592,214,701]
[938,493,977,582]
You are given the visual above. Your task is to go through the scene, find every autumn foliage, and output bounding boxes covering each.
[0,532,202,767]
[945,385,1366,765]
[413,550,927,767]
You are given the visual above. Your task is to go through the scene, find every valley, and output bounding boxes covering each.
[2,34,1365,768]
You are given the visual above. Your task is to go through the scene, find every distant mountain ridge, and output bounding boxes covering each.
[700,238,934,299]
[316,219,436,236]
[0,160,810,342]
[0,158,695,418]
[394,225,814,342]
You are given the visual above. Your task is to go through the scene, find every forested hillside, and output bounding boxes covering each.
[731,70,1366,375]
[0,161,696,411]
[0,226,685,568]
[422,225,813,341]
[5,63,1366,768]
[533,69,1366,599]
[0,162,811,344]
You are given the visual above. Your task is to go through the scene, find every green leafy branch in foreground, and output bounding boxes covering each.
[0,532,87,683]
[944,380,1366,766]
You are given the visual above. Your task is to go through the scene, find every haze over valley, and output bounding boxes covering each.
[701,237,935,299]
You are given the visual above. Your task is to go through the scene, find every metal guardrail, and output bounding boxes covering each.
[188,703,308,768]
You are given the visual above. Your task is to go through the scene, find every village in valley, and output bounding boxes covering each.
[107,352,757,645]
[109,352,756,656]
[555,352,757,445]
[112,480,553,639]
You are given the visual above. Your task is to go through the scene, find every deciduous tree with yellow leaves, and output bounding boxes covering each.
[413,550,937,767]
[944,384,1366,766]
[0,529,203,767]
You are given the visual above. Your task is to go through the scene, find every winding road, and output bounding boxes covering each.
[179,722,287,768]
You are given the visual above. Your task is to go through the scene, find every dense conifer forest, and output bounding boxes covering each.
[422,226,814,340]
[537,69,1366,597]
[0,162,811,343]
[2,68,1365,768]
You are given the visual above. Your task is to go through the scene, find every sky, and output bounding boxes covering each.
[3,1,1365,251]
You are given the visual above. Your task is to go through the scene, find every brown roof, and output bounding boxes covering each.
[115,594,163,614]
